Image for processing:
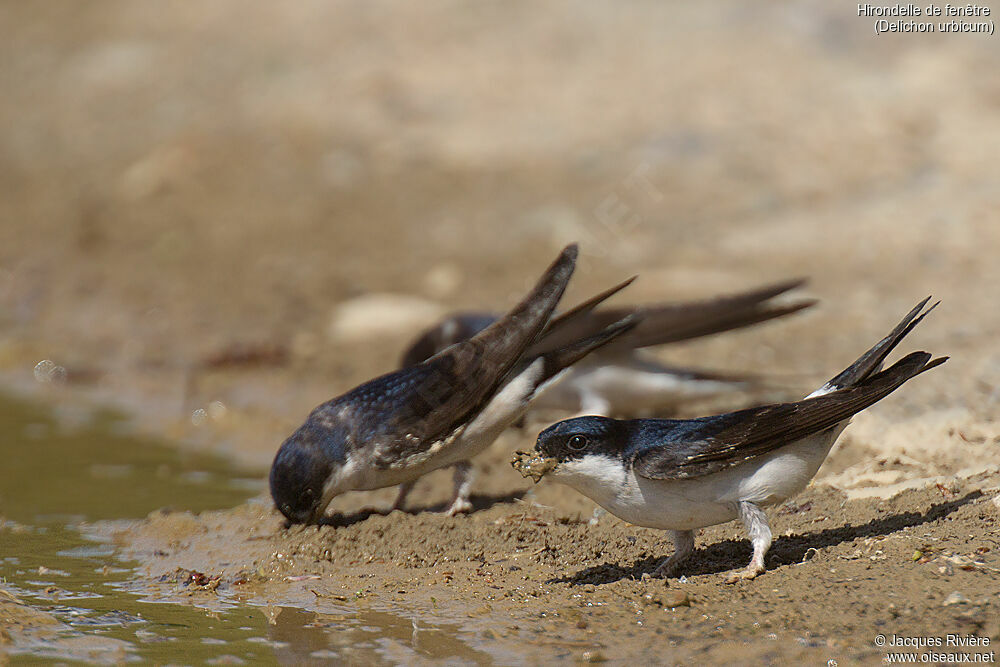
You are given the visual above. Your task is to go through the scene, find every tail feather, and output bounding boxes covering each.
[618,299,816,350]
[620,281,810,352]
[531,277,814,355]
[457,244,578,384]
[539,276,636,339]
[817,297,938,394]
[615,277,815,350]
[539,314,641,385]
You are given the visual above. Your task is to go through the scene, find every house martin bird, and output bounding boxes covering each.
[513,298,946,582]
[401,280,816,417]
[270,244,639,524]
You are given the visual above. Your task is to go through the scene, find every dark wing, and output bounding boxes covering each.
[531,278,814,356]
[631,352,946,480]
[363,245,578,465]
[300,245,579,466]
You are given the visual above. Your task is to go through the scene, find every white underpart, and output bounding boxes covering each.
[322,359,548,506]
[551,420,849,532]
[533,354,744,417]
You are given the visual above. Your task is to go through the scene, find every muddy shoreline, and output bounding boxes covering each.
[100,484,1000,664]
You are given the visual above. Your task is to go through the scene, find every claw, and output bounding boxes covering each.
[724,563,765,584]
[652,530,694,578]
[652,558,681,578]
[444,497,473,516]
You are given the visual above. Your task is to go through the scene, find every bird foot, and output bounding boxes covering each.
[652,557,683,578]
[724,563,765,584]
[444,497,473,516]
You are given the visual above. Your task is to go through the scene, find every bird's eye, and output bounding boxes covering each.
[567,435,589,451]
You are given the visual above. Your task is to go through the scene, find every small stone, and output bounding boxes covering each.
[34,360,66,383]
[423,264,462,299]
[942,591,969,606]
[663,590,690,608]
[580,650,608,663]
[327,294,444,343]
[191,408,208,426]
[912,550,923,561]
[118,144,195,200]
[207,401,227,422]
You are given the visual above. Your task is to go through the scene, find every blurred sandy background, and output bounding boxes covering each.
[1,1,998,488]
[4,6,1000,662]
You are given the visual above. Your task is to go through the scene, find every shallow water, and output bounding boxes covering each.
[0,394,487,664]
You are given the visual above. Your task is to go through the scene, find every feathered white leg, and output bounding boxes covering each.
[444,461,474,516]
[726,501,772,583]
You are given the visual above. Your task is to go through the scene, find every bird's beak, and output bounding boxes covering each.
[511,451,558,482]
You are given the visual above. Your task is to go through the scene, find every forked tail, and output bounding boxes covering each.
[811,297,939,396]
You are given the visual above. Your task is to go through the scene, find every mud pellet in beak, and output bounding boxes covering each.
[511,450,558,483]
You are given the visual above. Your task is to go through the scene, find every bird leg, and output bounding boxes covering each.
[444,461,474,516]
[725,501,772,583]
[653,529,695,577]
[391,480,415,512]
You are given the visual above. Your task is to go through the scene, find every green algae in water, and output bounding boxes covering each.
[1,524,294,664]
[0,394,258,524]
[0,393,278,663]
[0,394,493,664]
[2,520,491,665]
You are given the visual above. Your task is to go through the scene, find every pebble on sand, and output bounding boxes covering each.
[327,294,445,343]
[942,591,969,606]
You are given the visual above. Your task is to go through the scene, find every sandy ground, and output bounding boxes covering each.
[2,1,1000,663]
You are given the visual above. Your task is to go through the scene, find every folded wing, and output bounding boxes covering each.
[631,352,946,480]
